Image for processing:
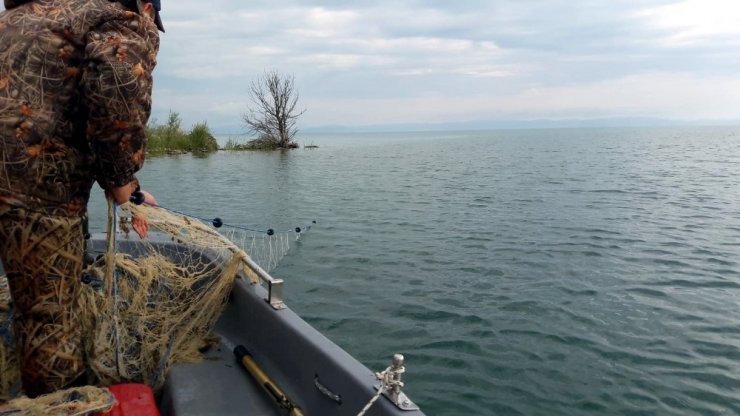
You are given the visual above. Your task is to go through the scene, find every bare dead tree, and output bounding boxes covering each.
[243,70,306,149]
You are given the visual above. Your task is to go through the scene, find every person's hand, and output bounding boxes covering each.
[131,191,158,239]
[131,215,149,238]
[108,183,136,205]
[140,190,158,206]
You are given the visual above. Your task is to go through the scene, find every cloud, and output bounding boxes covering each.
[286,7,360,38]
[638,0,740,47]
[150,0,740,131]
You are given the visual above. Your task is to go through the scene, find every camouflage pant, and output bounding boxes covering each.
[0,205,85,397]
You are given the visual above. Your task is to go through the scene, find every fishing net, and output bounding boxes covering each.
[0,385,114,416]
[0,201,308,406]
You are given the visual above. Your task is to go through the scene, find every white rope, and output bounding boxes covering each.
[356,387,384,416]
[356,363,405,416]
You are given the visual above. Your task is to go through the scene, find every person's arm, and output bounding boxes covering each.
[83,7,160,238]
[108,182,138,205]
[82,7,160,197]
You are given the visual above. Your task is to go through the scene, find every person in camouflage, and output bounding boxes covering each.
[0,0,164,396]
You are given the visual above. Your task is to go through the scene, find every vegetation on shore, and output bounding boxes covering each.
[146,112,218,155]
[146,105,315,154]
[223,135,299,151]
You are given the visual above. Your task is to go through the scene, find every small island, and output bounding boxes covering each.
[147,71,307,155]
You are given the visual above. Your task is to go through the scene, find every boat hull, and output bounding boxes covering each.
[89,234,425,416]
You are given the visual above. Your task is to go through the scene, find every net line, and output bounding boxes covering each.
[119,202,314,273]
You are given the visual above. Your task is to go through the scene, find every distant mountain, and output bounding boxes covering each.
[209,117,740,136]
[299,117,740,134]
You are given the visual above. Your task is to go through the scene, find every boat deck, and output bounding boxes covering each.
[160,335,279,416]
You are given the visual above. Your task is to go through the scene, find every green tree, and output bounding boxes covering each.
[187,122,218,152]
[163,111,184,149]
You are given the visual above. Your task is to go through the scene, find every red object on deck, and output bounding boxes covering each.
[100,384,159,416]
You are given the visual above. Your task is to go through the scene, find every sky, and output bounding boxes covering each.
[152,0,740,133]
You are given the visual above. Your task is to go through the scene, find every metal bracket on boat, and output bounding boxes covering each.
[374,354,419,411]
[267,279,286,310]
[242,254,286,310]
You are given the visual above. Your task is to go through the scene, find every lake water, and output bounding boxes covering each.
[88,126,740,415]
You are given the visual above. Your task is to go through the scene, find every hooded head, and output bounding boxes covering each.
[146,0,164,32]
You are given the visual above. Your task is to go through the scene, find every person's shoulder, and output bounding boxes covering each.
[77,0,159,38]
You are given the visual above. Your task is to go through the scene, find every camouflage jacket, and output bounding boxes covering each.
[0,0,159,217]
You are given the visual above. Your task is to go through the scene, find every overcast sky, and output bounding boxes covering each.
[152,0,740,133]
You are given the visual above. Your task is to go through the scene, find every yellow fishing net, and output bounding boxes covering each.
[0,386,115,416]
[0,202,306,409]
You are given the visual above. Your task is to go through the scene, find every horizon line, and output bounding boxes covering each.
[210,117,740,136]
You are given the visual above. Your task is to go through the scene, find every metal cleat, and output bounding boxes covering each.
[375,354,420,411]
